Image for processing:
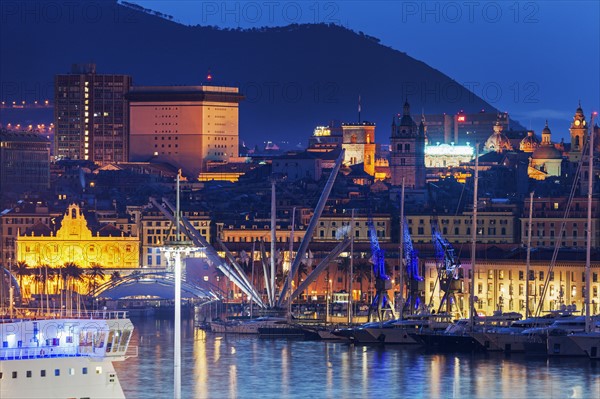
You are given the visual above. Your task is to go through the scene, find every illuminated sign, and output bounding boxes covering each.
[313,126,331,137]
[424,143,474,156]
[457,115,466,122]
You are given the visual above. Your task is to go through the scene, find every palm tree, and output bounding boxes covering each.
[355,259,372,303]
[63,262,85,294]
[86,263,105,295]
[295,262,309,301]
[14,260,30,294]
[110,271,122,287]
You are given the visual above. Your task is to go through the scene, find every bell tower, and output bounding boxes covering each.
[569,102,588,162]
[389,101,425,188]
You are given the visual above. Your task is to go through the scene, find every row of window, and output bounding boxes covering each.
[0,366,101,379]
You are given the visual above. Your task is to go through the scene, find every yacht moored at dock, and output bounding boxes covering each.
[0,309,136,399]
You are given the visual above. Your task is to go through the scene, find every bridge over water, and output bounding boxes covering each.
[94,272,222,301]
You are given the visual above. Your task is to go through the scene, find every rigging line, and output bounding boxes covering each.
[534,138,589,317]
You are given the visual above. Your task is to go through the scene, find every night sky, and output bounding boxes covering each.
[135,0,600,141]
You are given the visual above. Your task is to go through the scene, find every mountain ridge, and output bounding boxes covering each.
[0,0,524,148]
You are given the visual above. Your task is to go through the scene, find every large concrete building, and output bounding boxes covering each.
[128,85,243,178]
[423,110,510,146]
[54,64,131,163]
[0,130,50,195]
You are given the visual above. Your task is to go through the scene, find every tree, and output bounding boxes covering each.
[86,263,105,295]
[110,271,122,287]
[355,259,372,302]
[14,261,30,294]
[63,262,85,293]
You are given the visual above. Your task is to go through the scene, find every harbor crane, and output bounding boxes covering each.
[430,219,463,317]
[366,215,396,322]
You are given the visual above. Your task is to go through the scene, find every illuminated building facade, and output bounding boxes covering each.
[528,122,563,180]
[390,101,426,187]
[341,123,376,176]
[423,110,510,146]
[568,103,588,163]
[519,197,599,249]
[16,204,140,269]
[407,210,517,245]
[308,125,342,151]
[0,201,60,269]
[424,143,474,168]
[424,259,600,316]
[54,64,131,163]
[128,85,243,178]
[131,206,212,268]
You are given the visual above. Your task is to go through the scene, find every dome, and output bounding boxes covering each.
[484,126,513,153]
[519,131,540,153]
[531,144,562,160]
[542,123,551,135]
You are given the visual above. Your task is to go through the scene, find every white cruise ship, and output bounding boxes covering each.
[1,310,136,399]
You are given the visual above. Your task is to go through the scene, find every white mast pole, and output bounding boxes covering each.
[585,112,596,332]
[399,177,405,319]
[174,171,181,399]
[525,191,534,319]
[348,209,355,324]
[270,180,276,307]
[469,145,479,331]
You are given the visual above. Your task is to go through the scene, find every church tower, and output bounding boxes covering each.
[390,101,425,188]
[569,102,588,162]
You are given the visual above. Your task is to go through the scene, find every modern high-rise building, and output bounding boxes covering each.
[54,64,131,163]
[422,110,510,146]
[127,85,243,178]
[0,130,50,195]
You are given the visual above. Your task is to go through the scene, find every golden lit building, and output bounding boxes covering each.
[128,85,243,178]
[424,259,600,316]
[528,122,563,180]
[407,208,518,245]
[342,123,376,176]
[16,204,140,269]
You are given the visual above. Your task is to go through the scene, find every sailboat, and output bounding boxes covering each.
[548,111,599,358]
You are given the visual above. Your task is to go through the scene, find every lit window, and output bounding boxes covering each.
[96,367,102,374]
[69,368,75,376]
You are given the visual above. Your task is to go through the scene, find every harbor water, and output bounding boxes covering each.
[115,317,600,399]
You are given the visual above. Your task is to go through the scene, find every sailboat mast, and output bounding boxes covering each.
[585,112,596,332]
[469,145,479,331]
[398,177,405,319]
[525,191,534,318]
[270,180,277,307]
[348,209,355,324]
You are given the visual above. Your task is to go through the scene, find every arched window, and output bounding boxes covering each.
[404,143,410,152]
[575,136,580,149]
[351,134,357,144]
[397,143,402,152]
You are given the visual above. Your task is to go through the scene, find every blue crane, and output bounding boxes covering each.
[430,219,463,316]
[401,218,424,314]
[366,216,395,322]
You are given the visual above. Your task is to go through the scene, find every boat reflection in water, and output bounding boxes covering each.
[113,317,600,399]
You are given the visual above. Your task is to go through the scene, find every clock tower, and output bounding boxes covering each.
[569,102,588,162]
[389,100,425,188]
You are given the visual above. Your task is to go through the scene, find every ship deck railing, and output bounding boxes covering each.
[0,344,129,361]
[1,308,129,322]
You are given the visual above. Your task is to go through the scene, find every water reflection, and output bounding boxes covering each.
[114,318,600,399]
